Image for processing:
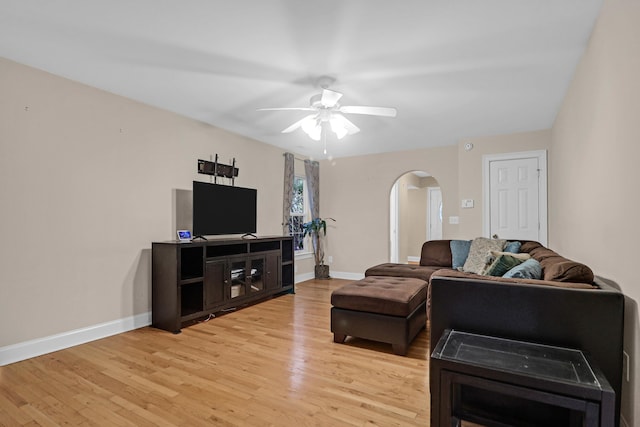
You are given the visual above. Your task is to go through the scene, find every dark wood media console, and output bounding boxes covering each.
[152,236,294,333]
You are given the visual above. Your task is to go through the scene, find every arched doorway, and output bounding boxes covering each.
[390,171,441,263]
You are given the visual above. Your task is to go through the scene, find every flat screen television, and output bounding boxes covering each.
[192,181,257,236]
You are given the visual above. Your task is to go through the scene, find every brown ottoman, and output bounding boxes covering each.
[331,276,428,356]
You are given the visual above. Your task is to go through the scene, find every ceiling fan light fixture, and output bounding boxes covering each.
[301,115,318,132]
[258,80,395,146]
[308,126,322,141]
[329,116,348,139]
[301,117,322,141]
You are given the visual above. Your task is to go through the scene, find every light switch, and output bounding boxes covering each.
[461,199,474,208]
[449,216,459,224]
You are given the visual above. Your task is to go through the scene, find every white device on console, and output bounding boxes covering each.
[176,230,192,242]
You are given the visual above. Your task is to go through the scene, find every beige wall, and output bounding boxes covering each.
[406,179,427,260]
[550,0,640,424]
[396,173,427,263]
[319,130,551,276]
[319,146,460,275]
[407,176,440,260]
[457,130,551,238]
[0,57,297,348]
[396,173,412,264]
[420,176,440,248]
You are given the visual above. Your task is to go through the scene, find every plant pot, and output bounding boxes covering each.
[314,264,330,280]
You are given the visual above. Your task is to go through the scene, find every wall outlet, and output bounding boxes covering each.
[623,351,630,382]
[449,216,459,224]
[294,265,298,273]
[328,256,333,264]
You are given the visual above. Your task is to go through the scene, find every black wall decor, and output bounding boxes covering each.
[198,154,239,184]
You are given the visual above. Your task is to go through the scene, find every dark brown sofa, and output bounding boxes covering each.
[429,273,624,426]
[365,239,624,426]
[365,239,600,315]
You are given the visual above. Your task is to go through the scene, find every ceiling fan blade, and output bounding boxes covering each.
[281,114,317,133]
[338,105,397,117]
[320,89,343,108]
[257,107,316,112]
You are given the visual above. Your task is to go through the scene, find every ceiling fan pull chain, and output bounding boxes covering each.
[322,126,327,155]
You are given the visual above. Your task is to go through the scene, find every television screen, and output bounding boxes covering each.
[192,181,257,236]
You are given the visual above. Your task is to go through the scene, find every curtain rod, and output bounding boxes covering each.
[283,153,308,162]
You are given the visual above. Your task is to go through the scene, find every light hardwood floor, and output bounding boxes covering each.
[0,279,430,426]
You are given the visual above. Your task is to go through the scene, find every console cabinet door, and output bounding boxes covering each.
[228,256,249,300]
[264,253,281,290]
[248,256,265,294]
[204,259,226,310]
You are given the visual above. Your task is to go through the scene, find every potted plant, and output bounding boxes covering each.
[302,217,335,279]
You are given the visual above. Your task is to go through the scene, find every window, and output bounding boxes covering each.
[289,176,309,253]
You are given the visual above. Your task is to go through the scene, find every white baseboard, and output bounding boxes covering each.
[407,256,421,263]
[295,271,364,282]
[330,271,365,280]
[0,312,151,366]
[295,272,315,283]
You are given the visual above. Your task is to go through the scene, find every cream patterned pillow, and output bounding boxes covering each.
[461,237,507,274]
[482,251,531,276]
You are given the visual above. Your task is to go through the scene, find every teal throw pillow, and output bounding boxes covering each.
[482,251,531,277]
[450,240,472,269]
[504,241,522,253]
[503,258,543,279]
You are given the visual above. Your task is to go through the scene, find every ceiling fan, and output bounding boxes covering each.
[258,77,397,142]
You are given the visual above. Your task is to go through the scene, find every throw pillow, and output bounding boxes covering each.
[461,237,507,274]
[503,258,543,279]
[450,240,472,269]
[482,251,531,276]
[504,241,522,253]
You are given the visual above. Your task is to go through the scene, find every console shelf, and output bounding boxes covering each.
[152,236,295,333]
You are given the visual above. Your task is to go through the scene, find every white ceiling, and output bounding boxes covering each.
[0,0,602,159]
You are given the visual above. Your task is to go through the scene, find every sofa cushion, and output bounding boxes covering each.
[420,240,452,267]
[462,237,506,274]
[331,276,428,317]
[450,240,472,269]
[503,258,542,279]
[520,241,546,256]
[364,263,443,283]
[482,251,531,276]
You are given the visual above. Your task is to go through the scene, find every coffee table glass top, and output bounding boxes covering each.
[432,330,601,388]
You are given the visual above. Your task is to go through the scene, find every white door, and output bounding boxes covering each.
[484,151,547,245]
[427,187,443,240]
[390,182,399,263]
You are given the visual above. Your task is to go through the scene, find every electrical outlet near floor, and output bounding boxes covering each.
[623,351,630,382]
[328,256,333,264]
